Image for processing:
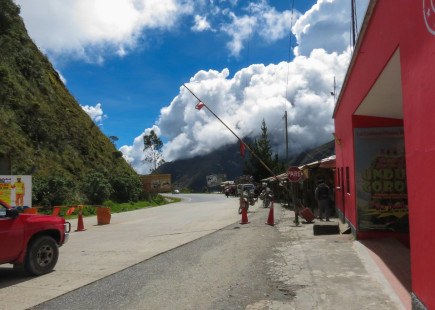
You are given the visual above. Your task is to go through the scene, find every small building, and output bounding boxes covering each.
[333,1,435,308]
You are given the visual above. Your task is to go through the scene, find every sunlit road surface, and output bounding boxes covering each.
[0,193,255,310]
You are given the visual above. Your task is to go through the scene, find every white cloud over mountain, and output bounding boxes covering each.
[121,46,351,173]
[120,0,368,173]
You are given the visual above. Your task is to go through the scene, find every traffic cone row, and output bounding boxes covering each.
[238,200,275,226]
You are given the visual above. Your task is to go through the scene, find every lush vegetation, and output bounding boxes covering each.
[0,0,144,206]
[36,195,181,218]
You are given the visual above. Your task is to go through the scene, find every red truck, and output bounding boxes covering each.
[0,199,70,276]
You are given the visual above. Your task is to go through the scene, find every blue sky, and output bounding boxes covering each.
[15,0,368,173]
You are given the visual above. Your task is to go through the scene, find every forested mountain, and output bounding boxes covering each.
[0,0,141,205]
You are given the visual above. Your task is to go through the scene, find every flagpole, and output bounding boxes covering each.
[183,84,277,179]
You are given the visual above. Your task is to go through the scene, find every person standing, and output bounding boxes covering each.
[315,179,330,221]
[11,176,25,208]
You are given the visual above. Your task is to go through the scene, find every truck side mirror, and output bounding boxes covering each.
[6,209,19,219]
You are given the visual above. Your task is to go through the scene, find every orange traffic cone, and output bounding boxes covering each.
[265,201,275,226]
[75,205,86,232]
[240,200,250,224]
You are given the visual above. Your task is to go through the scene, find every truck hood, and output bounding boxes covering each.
[18,213,66,225]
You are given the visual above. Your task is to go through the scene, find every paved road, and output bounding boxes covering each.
[0,194,253,310]
[0,194,406,309]
[31,205,283,310]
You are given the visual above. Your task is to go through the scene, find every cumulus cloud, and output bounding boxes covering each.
[81,103,107,125]
[14,0,192,62]
[120,0,371,173]
[119,126,161,174]
[121,48,351,172]
[292,0,369,57]
[220,0,297,57]
[191,15,213,32]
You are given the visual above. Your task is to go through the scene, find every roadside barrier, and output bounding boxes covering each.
[75,205,86,232]
[52,206,76,216]
[265,201,275,226]
[240,200,250,224]
[51,205,111,229]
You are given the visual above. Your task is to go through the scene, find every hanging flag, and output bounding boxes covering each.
[240,141,246,158]
[195,101,205,110]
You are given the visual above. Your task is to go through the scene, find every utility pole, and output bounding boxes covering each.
[351,0,357,47]
[284,110,289,167]
[331,76,336,105]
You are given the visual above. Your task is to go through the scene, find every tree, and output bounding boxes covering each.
[108,135,119,147]
[82,171,113,205]
[244,119,284,181]
[32,176,76,207]
[143,130,165,174]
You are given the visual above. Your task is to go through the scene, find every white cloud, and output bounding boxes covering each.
[119,126,161,174]
[121,48,351,172]
[292,0,369,57]
[14,0,192,62]
[119,0,373,173]
[14,0,369,62]
[81,103,107,125]
[191,15,212,32]
[57,71,67,84]
[220,0,297,57]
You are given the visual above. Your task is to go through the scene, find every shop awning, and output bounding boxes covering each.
[262,155,336,182]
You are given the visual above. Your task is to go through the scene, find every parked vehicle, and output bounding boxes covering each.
[236,184,255,197]
[237,185,257,214]
[0,199,71,276]
[260,186,273,208]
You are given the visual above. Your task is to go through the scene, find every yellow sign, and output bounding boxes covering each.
[0,175,32,208]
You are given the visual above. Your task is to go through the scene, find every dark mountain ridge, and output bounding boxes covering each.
[158,139,335,191]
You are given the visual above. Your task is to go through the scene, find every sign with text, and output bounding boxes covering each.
[354,127,408,232]
[206,174,226,187]
[141,174,171,192]
[0,175,32,208]
[287,166,303,182]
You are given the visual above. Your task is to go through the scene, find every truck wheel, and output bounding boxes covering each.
[25,236,59,276]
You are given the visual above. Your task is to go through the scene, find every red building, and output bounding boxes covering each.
[333,1,435,309]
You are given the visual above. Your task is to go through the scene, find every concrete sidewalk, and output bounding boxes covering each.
[251,204,411,310]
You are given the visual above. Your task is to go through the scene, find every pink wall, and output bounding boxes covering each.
[334,0,435,307]
[400,1,435,307]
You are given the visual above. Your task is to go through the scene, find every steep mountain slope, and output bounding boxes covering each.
[0,0,140,203]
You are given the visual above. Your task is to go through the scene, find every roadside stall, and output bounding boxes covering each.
[262,155,336,218]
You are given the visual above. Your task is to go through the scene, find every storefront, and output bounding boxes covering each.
[333,1,435,308]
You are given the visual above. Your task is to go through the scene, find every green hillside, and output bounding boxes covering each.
[0,0,142,205]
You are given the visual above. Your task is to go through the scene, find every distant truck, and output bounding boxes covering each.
[0,199,70,276]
